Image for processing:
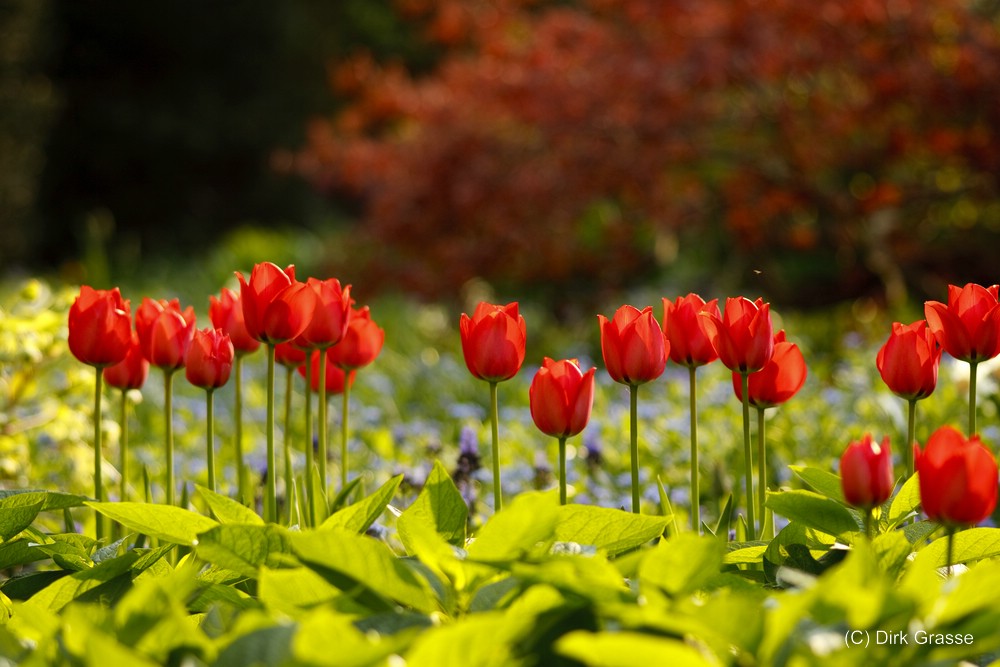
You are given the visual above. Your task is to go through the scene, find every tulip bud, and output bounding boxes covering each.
[459,302,527,383]
[598,305,667,386]
[840,434,894,510]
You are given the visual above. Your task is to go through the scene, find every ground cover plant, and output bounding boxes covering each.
[2,269,1000,666]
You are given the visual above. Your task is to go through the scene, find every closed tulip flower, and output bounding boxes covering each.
[275,340,308,367]
[877,320,942,401]
[299,350,356,394]
[330,306,385,370]
[299,277,352,350]
[598,305,667,386]
[840,434,894,511]
[530,358,596,439]
[185,328,235,390]
[237,262,316,345]
[136,298,196,371]
[663,294,719,368]
[732,331,807,409]
[916,426,998,526]
[924,283,1000,364]
[701,297,774,374]
[68,285,132,367]
[460,302,527,382]
[103,331,149,390]
[209,287,260,355]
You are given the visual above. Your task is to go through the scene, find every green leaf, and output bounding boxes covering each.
[640,533,724,597]
[87,502,219,545]
[554,505,667,557]
[0,538,51,571]
[765,489,860,538]
[917,527,1000,569]
[467,492,559,563]
[0,489,89,511]
[887,472,921,528]
[291,528,438,613]
[292,606,418,667]
[398,461,466,548]
[789,465,846,504]
[321,474,403,534]
[24,550,142,611]
[258,567,340,616]
[195,524,291,578]
[555,630,717,666]
[723,543,768,565]
[0,492,45,541]
[195,485,264,525]
[656,476,679,538]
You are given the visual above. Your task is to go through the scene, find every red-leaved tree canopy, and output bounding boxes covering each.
[284,0,1000,306]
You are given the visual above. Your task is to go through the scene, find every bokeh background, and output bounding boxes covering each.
[4,0,1000,312]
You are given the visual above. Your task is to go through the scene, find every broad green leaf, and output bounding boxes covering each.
[936,559,1000,626]
[872,530,912,580]
[322,474,403,534]
[195,524,291,578]
[195,485,263,525]
[291,528,437,613]
[329,477,364,513]
[555,630,716,666]
[789,465,846,504]
[24,550,141,611]
[59,604,160,667]
[405,613,512,667]
[765,489,860,538]
[511,555,629,603]
[639,533,724,597]
[554,505,667,557]
[0,489,89,511]
[293,606,418,667]
[87,502,218,545]
[467,491,559,563]
[258,567,339,616]
[0,492,45,541]
[723,543,768,565]
[398,461,466,547]
[887,472,921,528]
[916,527,1000,569]
[215,624,295,667]
[656,476,679,538]
[0,539,50,571]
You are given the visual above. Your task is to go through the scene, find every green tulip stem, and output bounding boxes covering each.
[757,405,769,540]
[558,436,568,506]
[906,398,917,479]
[946,526,956,577]
[119,388,128,504]
[864,508,874,541]
[164,368,176,507]
[265,344,277,523]
[304,359,315,527]
[969,359,979,436]
[688,366,699,532]
[741,372,756,535]
[318,348,329,497]
[283,365,294,523]
[234,354,248,506]
[341,377,350,490]
[490,381,502,512]
[630,383,640,514]
[93,368,104,540]
[206,389,216,493]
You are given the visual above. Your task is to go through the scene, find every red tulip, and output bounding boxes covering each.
[209,287,260,355]
[876,320,942,401]
[329,306,385,370]
[663,294,719,368]
[298,277,352,350]
[236,262,316,345]
[701,297,774,374]
[299,350,357,394]
[185,328,235,390]
[840,434,894,510]
[916,425,998,526]
[529,358,596,439]
[103,331,149,390]
[598,305,667,386]
[67,285,132,367]
[732,330,807,409]
[274,340,308,367]
[459,301,527,382]
[924,283,1000,363]
[135,297,196,371]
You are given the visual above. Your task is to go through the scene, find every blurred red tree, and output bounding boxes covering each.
[287,0,1000,306]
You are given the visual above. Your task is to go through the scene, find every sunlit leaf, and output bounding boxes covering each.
[195,485,264,525]
[87,502,218,545]
[555,630,717,666]
[322,474,403,534]
[554,505,667,557]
